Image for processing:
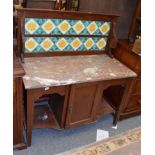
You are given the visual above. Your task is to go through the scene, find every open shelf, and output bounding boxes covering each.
[103,85,124,111]
[96,97,115,119]
[33,103,61,129]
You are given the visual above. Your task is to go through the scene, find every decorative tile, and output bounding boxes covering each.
[87,22,98,35]
[25,19,39,34]
[40,38,53,51]
[58,20,71,34]
[25,38,38,52]
[73,21,85,34]
[24,37,108,53]
[96,38,106,50]
[41,19,56,34]
[25,18,111,36]
[100,22,111,35]
[70,38,82,50]
[56,38,69,50]
[84,38,95,50]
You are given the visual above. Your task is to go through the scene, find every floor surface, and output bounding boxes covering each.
[14,114,141,155]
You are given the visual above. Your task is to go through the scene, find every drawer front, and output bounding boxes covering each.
[132,79,141,94]
[126,95,141,112]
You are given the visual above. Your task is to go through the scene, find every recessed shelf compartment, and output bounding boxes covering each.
[33,102,61,130]
[103,85,124,110]
[33,92,66,129]
[96,97,115,119]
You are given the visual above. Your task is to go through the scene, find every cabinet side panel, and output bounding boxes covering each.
[13,79,18,145]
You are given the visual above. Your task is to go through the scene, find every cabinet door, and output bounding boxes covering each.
[132,79,141,95]
[125,95,141,112]
[65,83,99,128]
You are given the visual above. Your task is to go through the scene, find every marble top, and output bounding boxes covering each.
[22,55,136,89]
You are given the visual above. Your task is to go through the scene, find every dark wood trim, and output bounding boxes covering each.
[13,53,26,149]
[113,77,135,126]
[120,110,141,120]
[117,40,140,58]
[106,20,118,57]
[13,53,25,77]
[113,40,141,75]
[17,8,119,20]
[17,15,22,58]
[23,51,106,58]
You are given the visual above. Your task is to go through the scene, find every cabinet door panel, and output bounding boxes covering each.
[132,79,141,94]
[66,83,98,128]
[126,95,141,112]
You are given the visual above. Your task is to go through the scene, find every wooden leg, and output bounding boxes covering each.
[113,78,135,126]
[26,90,35,146]
[113,113,119,126]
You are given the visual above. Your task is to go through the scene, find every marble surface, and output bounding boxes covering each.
[22,54,136,89]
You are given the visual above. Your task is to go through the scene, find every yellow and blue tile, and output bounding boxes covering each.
[25,37,108,53]
[25,18,111,36]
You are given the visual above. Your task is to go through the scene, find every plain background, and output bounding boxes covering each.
[0,0,154,154]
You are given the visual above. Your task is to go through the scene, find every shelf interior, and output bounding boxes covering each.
[96,97,115,119]
[33,102,61,129]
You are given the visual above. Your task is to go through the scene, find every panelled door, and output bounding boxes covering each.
[65,82,101,128]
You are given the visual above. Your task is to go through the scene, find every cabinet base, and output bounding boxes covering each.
[120,110,141,120]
